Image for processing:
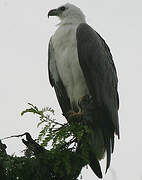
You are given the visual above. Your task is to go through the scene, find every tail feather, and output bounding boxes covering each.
[89,154,103,179]
[111,134,114,153]
[105,137,111,173]
[89,127,114,177]
[102,128,114,174]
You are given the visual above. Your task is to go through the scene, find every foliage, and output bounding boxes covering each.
[22,103,89,152]
[0,150,85,180]
[0,104,91,180]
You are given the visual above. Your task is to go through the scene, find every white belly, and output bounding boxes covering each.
[52,24,89,109]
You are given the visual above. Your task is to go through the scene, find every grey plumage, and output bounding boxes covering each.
[76,23,119,137]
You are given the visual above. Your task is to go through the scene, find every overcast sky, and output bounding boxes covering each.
[0,0,142,179]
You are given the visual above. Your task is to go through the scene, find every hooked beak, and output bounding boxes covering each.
[48,9,59,18]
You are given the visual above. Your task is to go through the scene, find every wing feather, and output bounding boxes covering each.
[76,23,120,172]
[76,23,119,136]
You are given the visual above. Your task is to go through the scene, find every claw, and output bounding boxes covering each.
[68,111,83,122]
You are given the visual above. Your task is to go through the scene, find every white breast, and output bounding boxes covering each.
[52,24,89,109]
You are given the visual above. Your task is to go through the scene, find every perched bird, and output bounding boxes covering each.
[48,3,119,179]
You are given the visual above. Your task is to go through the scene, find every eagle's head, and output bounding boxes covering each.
[48,3,86,25]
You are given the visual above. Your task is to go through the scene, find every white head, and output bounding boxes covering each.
[48,3,86,25]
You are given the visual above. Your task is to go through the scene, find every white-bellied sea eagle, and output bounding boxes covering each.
[48,3,120,179]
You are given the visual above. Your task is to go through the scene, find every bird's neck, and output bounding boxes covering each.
[58,15,86,26]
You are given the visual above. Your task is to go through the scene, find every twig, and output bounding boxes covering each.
[42,116,65,126]
[1,132,27,141]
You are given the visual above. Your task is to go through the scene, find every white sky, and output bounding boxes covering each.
[0,0,142,179]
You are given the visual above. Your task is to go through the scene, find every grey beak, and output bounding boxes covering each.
[48,9,58,18]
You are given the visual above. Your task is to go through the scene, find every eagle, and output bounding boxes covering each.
[48,3,119,179]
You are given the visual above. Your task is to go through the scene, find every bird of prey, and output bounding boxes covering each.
[48,3,119,179]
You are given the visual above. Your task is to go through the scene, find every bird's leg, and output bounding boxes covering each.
[67,95,94,123]
[66,101,84,123]
[78,95,95,113]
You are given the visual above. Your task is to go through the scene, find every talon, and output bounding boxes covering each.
[68,112,83,122]
[65,110,74,119]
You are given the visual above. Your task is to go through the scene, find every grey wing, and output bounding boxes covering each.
[76,23,120,172]
[48,38,71,117]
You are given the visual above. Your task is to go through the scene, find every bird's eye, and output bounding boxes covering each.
[60,6,66,11]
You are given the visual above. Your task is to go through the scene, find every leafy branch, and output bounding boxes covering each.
[21,103,89,151]
[0,103,92,180]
